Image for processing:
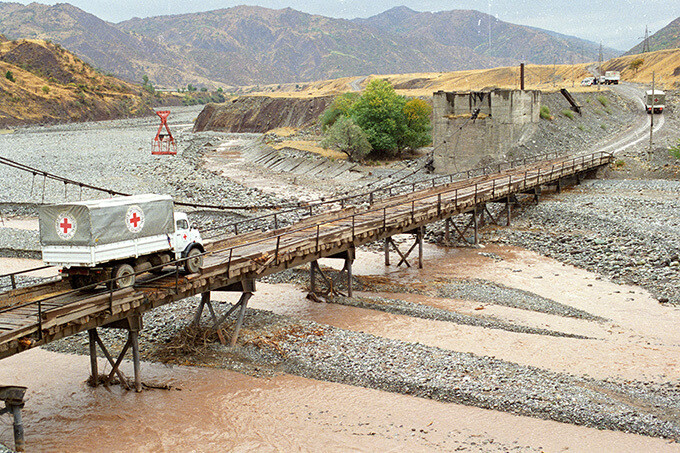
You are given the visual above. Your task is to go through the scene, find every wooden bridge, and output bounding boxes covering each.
[0,151,613,395]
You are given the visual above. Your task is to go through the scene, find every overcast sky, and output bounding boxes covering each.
[9,0,680,51]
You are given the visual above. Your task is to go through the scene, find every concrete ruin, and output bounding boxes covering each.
[432,89,541,173]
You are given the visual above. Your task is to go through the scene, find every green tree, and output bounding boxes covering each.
[320,116,372,162]
[320,92,360,131]
[629,58,644,74]
[401,98,432,151]
[351,79,408,156]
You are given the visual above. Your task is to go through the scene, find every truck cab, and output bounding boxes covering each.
[171,211,204,273]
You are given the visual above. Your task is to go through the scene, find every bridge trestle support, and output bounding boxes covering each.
[384,226,425,268]
[0,386,26,452]
[193,279,255,347]
[87,314,143,392]
[309,247,355,299]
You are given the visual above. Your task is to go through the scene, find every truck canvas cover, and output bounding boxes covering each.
[39,194,174,247]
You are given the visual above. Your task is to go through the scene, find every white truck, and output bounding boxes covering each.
[39,194,204,289]
[604,71,620,85]
[645,90,665,114]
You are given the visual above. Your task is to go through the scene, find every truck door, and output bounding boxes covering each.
[174,217,192,256]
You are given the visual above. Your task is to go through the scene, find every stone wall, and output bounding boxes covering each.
[432,89,541,173]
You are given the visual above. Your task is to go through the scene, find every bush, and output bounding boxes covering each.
[539,105,552,120]
[561,109,574,120]
[597,95,608,107]
[41,85,50,94]
[5,70,14,82]
[669,140,680,160]
[320,116,371,161]
[320,92,359,131]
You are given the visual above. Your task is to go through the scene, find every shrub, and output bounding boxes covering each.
[41,85,49,94]
[561,109,574,120]
[5,70,15,82]
[320,92,359,131]
[539,105,552,120]
[600,124,607,130]
[597,95,608,107]
[669,140,680,160]
[320,116,372,162]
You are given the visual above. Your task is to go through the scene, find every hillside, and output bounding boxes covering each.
[0,3,616,88]
[627,17,680,55]
[602,48,680,88]
[0,38,155,127]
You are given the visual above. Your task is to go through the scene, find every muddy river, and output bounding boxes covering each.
[1,243,680,451]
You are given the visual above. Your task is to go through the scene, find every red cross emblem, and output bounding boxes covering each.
[56,213,77,240]
[60,218,72,234]
[129,212,141,228]
[126,206,145,233]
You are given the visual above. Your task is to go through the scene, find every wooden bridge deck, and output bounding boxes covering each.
[0,152,612,360]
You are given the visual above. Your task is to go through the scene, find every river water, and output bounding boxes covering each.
[1,243,680,451]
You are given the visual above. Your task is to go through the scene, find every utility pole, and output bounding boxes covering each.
[649,71,655,159]
[643,26,650,53]
[597,42,603,91]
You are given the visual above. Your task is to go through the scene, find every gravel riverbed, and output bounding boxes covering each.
[4,91,680,446]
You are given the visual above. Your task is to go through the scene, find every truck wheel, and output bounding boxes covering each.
[110,264,135,289]
[184,248,203,274]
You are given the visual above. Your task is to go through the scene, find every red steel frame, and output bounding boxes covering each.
[152,110,177,155]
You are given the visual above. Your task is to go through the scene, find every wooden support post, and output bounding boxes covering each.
[418,226,424,269]
[506,196,512,226]
[384,237,390,266]
[445,218,450,243]
[88,329,98,386]
[130,329,141,392]
[11,403,24,452]
[556,178,562,193]
[310,260,317,293]
[345,247,355,298]
[230,292,252,347]
[473,207,479,245]
[192,291,214,326]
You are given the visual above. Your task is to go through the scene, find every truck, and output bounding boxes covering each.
[645,90,665,114]
[604,71,620,85]
[38,194,205,289]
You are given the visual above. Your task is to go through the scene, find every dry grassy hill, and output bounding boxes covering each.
[243,48,680,100]
[0,38,157,127]
[602,48,680,89]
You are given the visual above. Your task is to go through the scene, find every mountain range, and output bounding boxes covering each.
[0,3,622,88]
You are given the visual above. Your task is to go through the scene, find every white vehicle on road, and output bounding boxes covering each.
[645,90,665,114]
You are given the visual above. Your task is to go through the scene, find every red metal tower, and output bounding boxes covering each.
[152,110,177,155]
